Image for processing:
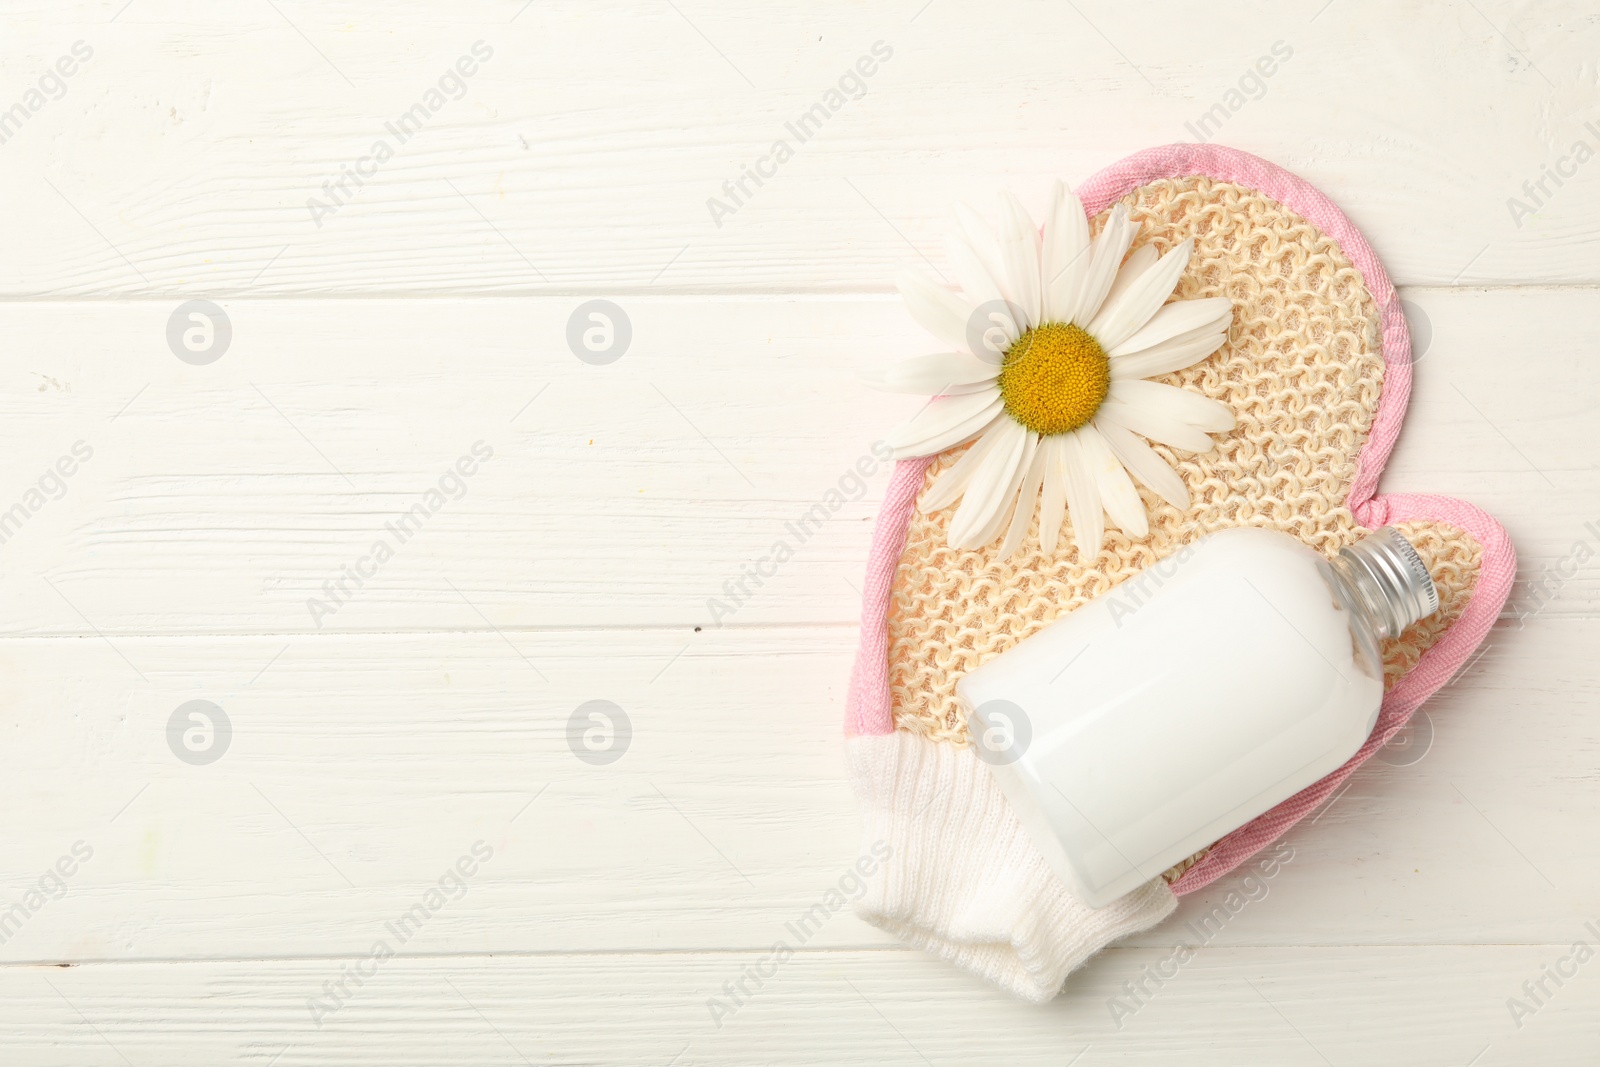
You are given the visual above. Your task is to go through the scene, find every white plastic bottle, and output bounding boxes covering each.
[956,526,1438,909]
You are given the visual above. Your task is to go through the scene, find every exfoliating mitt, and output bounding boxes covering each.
[845,144,1515,1002]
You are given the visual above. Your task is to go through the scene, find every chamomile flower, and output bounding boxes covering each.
[869,182,1236,557]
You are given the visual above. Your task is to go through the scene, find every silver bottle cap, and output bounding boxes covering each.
[1336,527,1440,640]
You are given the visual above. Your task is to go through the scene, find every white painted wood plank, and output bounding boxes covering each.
[0,295,903,635]
[0,626,885,962]
[0,287,1593,638]
[2,3,1597,295]
[0,618,1593,962]
[1382,286,1600,619]
[3,946,1595,1065]
[1152,615,1600,950]
[2,5,1594,1061]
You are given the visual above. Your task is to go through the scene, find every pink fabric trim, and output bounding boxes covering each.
[844,144,1517,897]
[1074,144,1413,514]
[846,454,934,736]
[1171,494,1515,896]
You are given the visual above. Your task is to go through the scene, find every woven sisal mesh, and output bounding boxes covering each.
[885,177,1483,761]
[1382,519,1483,684]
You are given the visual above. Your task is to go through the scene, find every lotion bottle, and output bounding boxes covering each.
[956,525,1439,909]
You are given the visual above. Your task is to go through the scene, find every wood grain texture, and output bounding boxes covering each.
[5,948,1597,1066]
[0,3,1598,295]
[1,288,1595,639]
[0,617,1593,965]
[3,1,1598,1063]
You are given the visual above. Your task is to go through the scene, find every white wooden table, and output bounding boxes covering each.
[1,2,1596,1063]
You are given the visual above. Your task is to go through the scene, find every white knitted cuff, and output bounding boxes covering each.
[846,730,1176,1003]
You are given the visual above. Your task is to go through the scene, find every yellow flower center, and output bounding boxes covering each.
[996,322,1110,436]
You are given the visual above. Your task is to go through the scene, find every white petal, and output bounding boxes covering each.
[944,232,1005,310]
[953,202,1015,318]
[1110,328,1227,380]
[1110,297,1233,357]
[968,438,1035,549]
[1109,379,1237,434]
[1037,436,1069,555]
[921,378,1004,396]
[947,420,1029,548]
[954,202,1009,290]
[1061,430,1104,560]
[1095,399,1216,454]
[1098,243,1159,314]
[1094,417,1191,510]
[1079,424,1147,538]
[997,435,1048,558]
[897,268,976,352]
[887,392,1004,460]
[918,419,1011,513]
[996,192,1042,329]
[875,352,1000,394]
[1074,204,1135,327]
[944,234,1017,361]
[1087,238,1195,351]
[1042,181,1092,325]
